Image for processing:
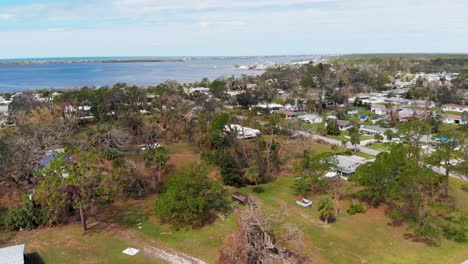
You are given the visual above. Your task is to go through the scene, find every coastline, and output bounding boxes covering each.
[0,55,304,66]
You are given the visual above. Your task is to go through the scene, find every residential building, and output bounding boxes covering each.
[255,103,285,111]
[185,87,210,95]
[442,104,468,113]
[224,124,261,139]
[333,155,369,179]
[359,125,397,139]
[442,114,467,125]
[273,110,299,119]
[298,114,323,124]
[336,120,352,130]
[371,105,389,116]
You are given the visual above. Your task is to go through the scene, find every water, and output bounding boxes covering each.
[0,55,319,92]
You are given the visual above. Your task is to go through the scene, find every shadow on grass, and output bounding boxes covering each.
[94,203,150,228]
[403,233,438,246]
[25,252,45,264]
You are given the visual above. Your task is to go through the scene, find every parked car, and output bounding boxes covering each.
[296,198,312,207]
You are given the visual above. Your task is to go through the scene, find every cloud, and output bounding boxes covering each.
[198,21,210,28]
[0,13,14,21]
[0,0,467,58]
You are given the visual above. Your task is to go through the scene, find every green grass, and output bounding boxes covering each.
[443,111,462,116]
[235,176,468,264]
[367,143,390,151]
[134,212,236,263]
[355,152,374,159]
[1,226,162,264]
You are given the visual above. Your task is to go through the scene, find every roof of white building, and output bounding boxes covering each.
[0,244,24,264]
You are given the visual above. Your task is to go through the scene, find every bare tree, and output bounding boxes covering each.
[218,205,306,264]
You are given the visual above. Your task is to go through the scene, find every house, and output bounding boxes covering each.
[0,244,25,264]
[298,114,323,124]
[246,84,258,90]
[336,120,352,130]
[359,115,369,122]
[272,110,298,119]
[333,155,369,179]
[398,108,429,121]
[442,114,467,125]
[359,125,397,139]
[371,105,389,116]
[185,87,210,95]
[224,124,261,139]
[255,103,285,111]
[442,104,468,113]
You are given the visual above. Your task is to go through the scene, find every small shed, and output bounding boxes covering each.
[0,244,25,264]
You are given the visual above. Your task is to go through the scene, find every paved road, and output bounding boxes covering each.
[294,130,382,156]
[294,130,467,181]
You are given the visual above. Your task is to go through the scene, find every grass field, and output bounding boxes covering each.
[1,140,467,264]
[236,176,468,264]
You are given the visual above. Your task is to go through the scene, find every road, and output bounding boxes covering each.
[294,130,382,156]
[293,130,467,181]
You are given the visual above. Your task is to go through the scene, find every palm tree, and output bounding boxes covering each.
[318,195,335,224]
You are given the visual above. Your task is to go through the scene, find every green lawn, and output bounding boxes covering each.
[0,226,161,264]
[235,176,468,264]
[367,142,390,151]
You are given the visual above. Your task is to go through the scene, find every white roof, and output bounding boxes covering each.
[256,103,284,109]
[0,244,24,264]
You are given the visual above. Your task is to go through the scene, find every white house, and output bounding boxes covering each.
[359,125,397,139]
[185,87,210,95]
[255,103,285,111]
[371,105,389,116]
[336,120,352,130]
[298,114,323,124]
[224,124,261,139]
[442,114,467,125]
[332,155,369,179]
[442,104,468,113]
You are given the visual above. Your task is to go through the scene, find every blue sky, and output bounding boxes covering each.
[0,0,467,58]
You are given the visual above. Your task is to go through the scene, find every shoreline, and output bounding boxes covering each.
[0,55,309,66]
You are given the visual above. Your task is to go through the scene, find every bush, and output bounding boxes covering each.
[154,164,229,228]
[3,196,47,231]
[347,203,366,215]
[99,148,124,160]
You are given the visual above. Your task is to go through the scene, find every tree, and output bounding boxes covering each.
[218,205,305,263]
[35,151,122,231]
[315,123,327,136]
[374,133,384,143]
[326,119,340,136]
[318,195,335,224]
[292,151,336,196]
[209,79,227,99]
[384,129,395,141]
[350,144,408,205]
[140,146,170,186]
[154,164,228,228]
[348,125,360,152]
[425,136,463,196]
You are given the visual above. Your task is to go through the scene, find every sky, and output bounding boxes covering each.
[0,0,467,58]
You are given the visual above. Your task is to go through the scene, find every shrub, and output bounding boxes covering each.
[347,203,366,215]
[3,196,47,231]
[99,148,124,160]
[154,164,229,228]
